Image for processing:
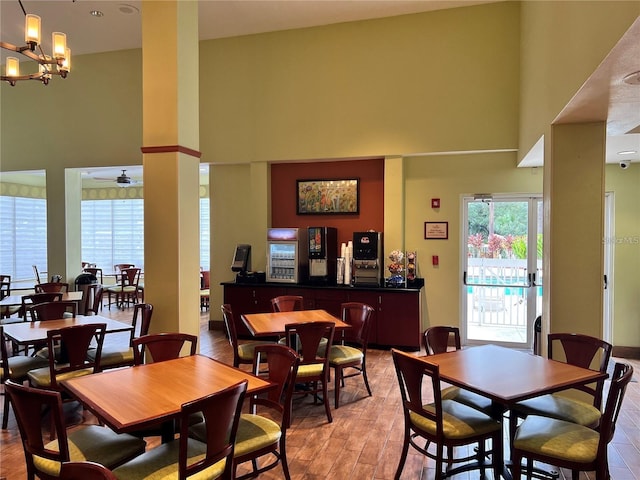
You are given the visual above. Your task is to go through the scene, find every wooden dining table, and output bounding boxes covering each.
[241,309,350,337]
[2,314,133,348]
[0,290,83,308]
[62,354,274,442]
[421,344,608,479]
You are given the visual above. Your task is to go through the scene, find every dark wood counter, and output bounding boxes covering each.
[221,281,423,350]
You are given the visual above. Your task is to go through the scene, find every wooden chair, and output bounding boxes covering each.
[0,274,21,319]
[423,326,493,415]
[132,332,197,365]
[35,282,69,293]
[200,270,210,311]
[113,263,135,272]
[59,461,117,480]
[28,301,77,322]
[83,284,104,316]
[20,293,64,319]
[90,302,153,370]
[391,348,503,480]
[0,325,49,429]
[271,295,303,312]
[106,267,141,309]
[5,380,146,480]
[284,321,335,423]
[512,362,634,480]
[113,380,248,480]
[328,302,374,408]
[221,304,272,368]
[190,344,300,480]
[509,332,613,440]
[32,265,41,285]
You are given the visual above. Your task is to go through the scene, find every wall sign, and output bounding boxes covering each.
[424,221,448,240]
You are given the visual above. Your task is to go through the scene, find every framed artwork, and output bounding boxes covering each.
[424,221,448,239]
[296,178,359,215]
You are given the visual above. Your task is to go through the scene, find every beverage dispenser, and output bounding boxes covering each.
[266,228,308,283]
[308,227,338,285]
[352,231,383,286]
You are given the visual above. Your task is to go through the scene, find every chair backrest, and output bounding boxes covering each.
[83,267,104,285]
[130,303,154,345]
[548,332,613,408]
[221,304,240,358]
[340,302,374,346]
[201,270,210,289]
[271,295,304,312]
[33,265,41,284]
[45,323,106,390]
[423,326,461,355]
[0,275,10,299]
[29,301,78,321]
[284,321,334,365]
[178,380,247,479]
[0,326,10,382]
[5,380,72,472]
[114,263,135,273]
[21,292,64,318]
[392,348,444,438]
[119,268,141,288]
[532,315,542,356]
[35,282,69,293]
[82,283,103,316]
[597,363,633,456]
[60,461,117,480]
[132,332,197,364]
[251,344,300,429]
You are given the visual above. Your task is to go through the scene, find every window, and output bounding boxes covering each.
[81,199,145,270]
[0,196,47,282]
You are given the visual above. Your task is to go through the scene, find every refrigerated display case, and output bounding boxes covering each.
[266,228,308,283]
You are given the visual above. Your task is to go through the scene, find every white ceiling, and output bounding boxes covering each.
[2,0,639,178]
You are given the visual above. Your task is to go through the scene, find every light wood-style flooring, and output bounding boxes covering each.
[1,306,639,480]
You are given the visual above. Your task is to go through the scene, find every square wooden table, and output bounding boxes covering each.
[241,309,350,337]
[62,354,274,441]
[2,314,133,348]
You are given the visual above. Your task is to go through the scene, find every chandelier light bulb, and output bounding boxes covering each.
[59,47,71,73]
[6,57,19,77]
[25,14,41,46]
[52,32,67,59]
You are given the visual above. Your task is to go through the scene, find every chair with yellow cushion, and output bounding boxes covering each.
[60,461,118,480]
[132,332,197,365]
[511,362,633,480]
[35,282,70,293]
[0,274,21,320]
[5,380,146,480]
[328,302,374,408]
[509,333,612,441]
[221,304,272,369]
[113,380,247,480]
[423,326,493,415]
[285,321,334,424]
[190,344,300,480]
[392,348,503,480]
[106,268,141,310]
[270,295,303,312]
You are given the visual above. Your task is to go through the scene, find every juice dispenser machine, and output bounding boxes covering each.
[308,226,338,285]
[266,228,308,283]
[352,231,383,286]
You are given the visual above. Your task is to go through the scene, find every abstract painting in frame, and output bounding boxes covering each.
[296,178,359,215]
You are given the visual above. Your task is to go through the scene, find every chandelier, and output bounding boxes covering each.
[1,0,70,86]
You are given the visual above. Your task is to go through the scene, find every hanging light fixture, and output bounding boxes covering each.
[1,0,70,86]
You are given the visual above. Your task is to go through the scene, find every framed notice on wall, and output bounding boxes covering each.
[424,221,448,240]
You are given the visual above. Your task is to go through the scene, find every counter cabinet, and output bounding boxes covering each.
[221,282,422,349]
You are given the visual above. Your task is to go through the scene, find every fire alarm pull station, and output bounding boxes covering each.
[431,198,440,208]
[432,255,439,266]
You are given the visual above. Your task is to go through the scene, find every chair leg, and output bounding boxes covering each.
[322,376,332,423]
[279,435,292,480]
[362,362,372,396]
[334,366,341,409]
[2,392,10,429]
[394,431,410,480]
[512,452,522,480]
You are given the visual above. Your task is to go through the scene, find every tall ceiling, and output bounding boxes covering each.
[2,0,639,183]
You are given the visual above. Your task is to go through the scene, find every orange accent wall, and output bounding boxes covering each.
[271,158,384,246]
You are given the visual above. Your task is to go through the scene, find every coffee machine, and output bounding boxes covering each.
[352,231,383,286]
[308,227,337,285]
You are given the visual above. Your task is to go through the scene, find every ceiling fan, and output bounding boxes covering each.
[89,169,140,187]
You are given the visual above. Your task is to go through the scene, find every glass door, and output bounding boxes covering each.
[462,195,543,348]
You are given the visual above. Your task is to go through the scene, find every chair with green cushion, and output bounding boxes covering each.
[0,274,21,320]
[5,380,146,480]
[423,326,493,415]
[28,301,78,322]
[270,295,303,312]
[221,304,272,369]
[512,362,634,480]
[35,282,70,293]
[329,302,374,409]
[89,303,152,370]
[509,333,613,441]
[60,461,117,480]
[391,349,503,480]
[132,332,197,365]
[1,325,49,429]
[285,321,335,424]
[106,268,141,310]
[190,344,300,480]
[113,380,248,480]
